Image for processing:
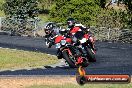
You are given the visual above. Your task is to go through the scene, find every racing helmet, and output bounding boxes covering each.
[44,22,55,35]
[66,18,76,28]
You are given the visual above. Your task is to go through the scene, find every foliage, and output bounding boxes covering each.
[50,0,100,26]
[2,0,39,35]
[120,0,132,11]
[120,10,132,29]
[0,0,131,31]
[96,8,132,29]
[97,8,123,28]
[37,0,55,10]
[100,0,106,8]
[3,0,38,19]
[49,0,132,29]
[0,2,3,11]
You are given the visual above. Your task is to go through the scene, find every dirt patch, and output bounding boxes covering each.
[0,76,131,88]
[0,76,77,88]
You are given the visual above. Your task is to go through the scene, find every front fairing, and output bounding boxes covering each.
[74,31,85,40]
[60,45,80,56]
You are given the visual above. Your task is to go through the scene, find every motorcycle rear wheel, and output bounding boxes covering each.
[86,47,96,62]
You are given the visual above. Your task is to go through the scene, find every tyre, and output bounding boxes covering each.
[62,50,77,68]
[86,47,96,62]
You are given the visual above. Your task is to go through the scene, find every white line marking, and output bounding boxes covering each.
[111,47,117,49]
[121,48,127,50]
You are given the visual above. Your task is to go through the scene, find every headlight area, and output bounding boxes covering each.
[61,40,66,45]
[55,43,61,48]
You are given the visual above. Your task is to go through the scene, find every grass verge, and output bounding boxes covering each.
[0,48,58,70]
[0,76,131,88]
[0,11,5,17]
[27,83,132,88]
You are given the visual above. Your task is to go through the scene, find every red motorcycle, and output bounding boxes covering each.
[55,35,89,68]
[70,27,96,62]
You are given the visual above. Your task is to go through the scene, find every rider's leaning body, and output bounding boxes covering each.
[66,18,95,51]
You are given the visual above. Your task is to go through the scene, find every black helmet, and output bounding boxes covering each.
[44,22,55,35]
[66,18,76,28]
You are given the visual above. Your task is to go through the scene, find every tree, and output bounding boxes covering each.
[123,0,132,11]
[2,0,39,35]
[50,0,100,26]
[37,0,55,14]
[38,0,55,10]
[116,0,132,11]
[3,0,38,19]
[100,0,106,8]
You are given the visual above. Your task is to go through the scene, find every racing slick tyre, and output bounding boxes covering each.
[86,47,96,62]
[62,50,77,68]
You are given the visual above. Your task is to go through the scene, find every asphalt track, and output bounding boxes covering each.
[0,35,132,75]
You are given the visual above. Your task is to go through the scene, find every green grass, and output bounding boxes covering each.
[26,83,132,88]
[0,48,58,70]
[0,11,5,17]
[0,0,5,17]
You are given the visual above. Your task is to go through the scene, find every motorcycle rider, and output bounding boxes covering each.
[66,18,96,62]
[44,22,60,48]
[44,22,69,59]
[66,18,95,51]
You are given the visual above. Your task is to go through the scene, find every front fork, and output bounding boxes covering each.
[62,47,84,66]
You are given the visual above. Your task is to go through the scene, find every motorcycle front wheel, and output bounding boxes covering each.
[62,50,77,68]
